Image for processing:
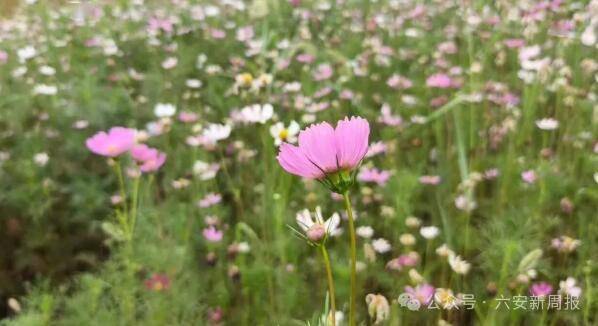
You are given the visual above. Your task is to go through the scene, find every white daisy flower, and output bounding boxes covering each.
[296,206,342,242]
[269,121,299,146]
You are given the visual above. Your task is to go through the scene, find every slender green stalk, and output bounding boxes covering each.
[129,175,141,240]
[320,245,336,326]
[114,160,129,214]
[342,192,357,326]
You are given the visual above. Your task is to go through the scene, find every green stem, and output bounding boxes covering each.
[320,245,336,326]
[129,175,141,240]
[114,160,128,214]
[342,192,357,326]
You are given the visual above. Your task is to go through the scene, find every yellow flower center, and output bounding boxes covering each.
[239,73,253,86]
[278,129,289,140]
[153,282,163,291]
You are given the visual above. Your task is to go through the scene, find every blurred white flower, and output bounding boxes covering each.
[372,238,391,253]
[39,65,56,76]
[161,57,178,69]
[240,104,273,124]
[17,46,36,62]
[185,79,202,88]
[33,84,57,95]
[356,226,374,239]
[581,26,596,46]
[535,118,559,130]
[34,152,49,166]
[202,123,231,144]
[193,160,220,180]
[269,121,299,146]
[420,226,440,239]
[154,103,176,118]
[436,244,454,257]
[559,277,582,298]
[448,253,471,275]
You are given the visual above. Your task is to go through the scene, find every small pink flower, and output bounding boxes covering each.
[145,273,171,291]
[0,51,7,64]
[419,175,442,185]
[86,127,136,157]
[277,116,370,180]
[178,111,198,123]
[296,53,315,64]
[358,167,391,186]
[529,282,552,297]
[426,73,453,88]
[203,226,223,242]
[521,170,537,184]
[405,284,435,305]
[504,38,525,48]
[130,144,166,172]
[313,63,333,81]
[198,193,222,208]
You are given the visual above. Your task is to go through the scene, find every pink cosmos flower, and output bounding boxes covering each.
[147,17,174,34]
[198,193,222,208]
[529,282,553,298]
[358,167,391,186]
[203,226,223,242]
[313,63,333,81]
[130,144,166,172]
[277,116,370,182]
[521,170,537,184]
[419,175,442,185]
[405,284,435,305]
[86,127,136,157]
[178,111,198,123]
[426,73,453,88]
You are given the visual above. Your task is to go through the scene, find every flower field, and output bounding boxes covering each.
[0,0,597,325]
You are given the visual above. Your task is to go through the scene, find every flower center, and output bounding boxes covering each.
[278,129,289,140]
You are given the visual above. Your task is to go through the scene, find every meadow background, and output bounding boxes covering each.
[0,0,597,325]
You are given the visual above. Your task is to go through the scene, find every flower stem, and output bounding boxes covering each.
[342,192,357,326]
[320,245,336,326]
[129,175,141,240]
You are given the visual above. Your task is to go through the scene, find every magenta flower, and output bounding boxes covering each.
[86,127,136,157]
[405,284,435,305]
[277,116,370,192]
[203,226,223,242]
[131,144,166,172]
[529,282,553,297]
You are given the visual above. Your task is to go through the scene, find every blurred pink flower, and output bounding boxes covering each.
[521,170,537,184]
[86,127,136,157]
[419,175,441,185]
[178,111,198,123]
[358,167,391,186]
[405,284,435,305]
[529,282,552,297]
[277,116,370,179]
[296,53,315,64]
[145,273,171,291]
[0,51,7,64]
[426,73,453,88]
[313,63,333,81]
[148,17,173,34]
[198,193,222,208]
[203,226,223,242]
[131,144,166,172]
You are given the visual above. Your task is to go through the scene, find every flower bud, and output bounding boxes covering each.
[306,224,326,242]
